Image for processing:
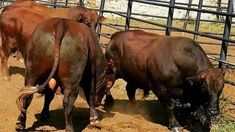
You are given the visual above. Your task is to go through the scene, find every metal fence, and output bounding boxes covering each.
[0,0,235,85]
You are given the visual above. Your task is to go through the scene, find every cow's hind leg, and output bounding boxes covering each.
[0,45,12,81]
[62,80,79,132]
[40,86,55,121]
[152,85,182,132]
[15,78,36,131]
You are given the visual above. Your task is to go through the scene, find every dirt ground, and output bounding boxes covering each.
[0,56,234,132]
[0,57,170,132]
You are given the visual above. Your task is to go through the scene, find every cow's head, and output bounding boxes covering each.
[94,59,116,106]
[186,68,225,123]
[75,9,105,32]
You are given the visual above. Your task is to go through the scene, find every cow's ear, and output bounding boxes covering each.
[106,58,116,74]
[107,59,114,67]
[78,13,89,24]
[99,16,105,22]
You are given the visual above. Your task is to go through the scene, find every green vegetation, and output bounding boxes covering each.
[103,17,235,37]
[211,115,235,132]
[211,92,235,132]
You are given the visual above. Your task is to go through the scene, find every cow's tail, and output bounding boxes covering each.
[16,19,67,112]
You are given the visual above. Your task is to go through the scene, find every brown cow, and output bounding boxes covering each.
[0,2,104,81]
[3,1,104,32]
[98,30,225,132]
[0,7,50,81]
[15,17,112,131]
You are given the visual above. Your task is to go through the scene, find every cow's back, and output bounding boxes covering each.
[26,18,93,78]
[107,30,213,88]
[0,7,49,54]
[106,30,159,86]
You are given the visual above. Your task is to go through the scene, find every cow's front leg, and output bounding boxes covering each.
[40,86,55,121]
[15,94,33,131]
[88,89,101,128]
[89,106,100,128]
[16,50,24,63]
[0,45,11,81]
[104,90,114,106]
[152,85,182,132]
[192,105,209,126]
[126,83,136,103]
[82,85,101,128]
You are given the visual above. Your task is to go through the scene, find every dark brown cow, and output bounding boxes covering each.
[100,30,225,132]
[16,18,112,131]
[0,3,104,81]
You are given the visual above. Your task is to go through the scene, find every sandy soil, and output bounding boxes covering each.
[0,56,234,132]
[0,58,171,132]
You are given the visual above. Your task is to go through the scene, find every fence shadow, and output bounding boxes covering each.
[25,106,113,132]
[26,107,90,131]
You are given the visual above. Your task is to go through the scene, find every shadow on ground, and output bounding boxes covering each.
[104,99,210,132]
[23,99,210,132]
[9,66,25,77]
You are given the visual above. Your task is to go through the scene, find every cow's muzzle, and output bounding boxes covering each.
[206,107,219,116]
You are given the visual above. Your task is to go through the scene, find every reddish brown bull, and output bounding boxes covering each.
[0,2,104,81]
[15,18,112,131]
[99,30,225,132]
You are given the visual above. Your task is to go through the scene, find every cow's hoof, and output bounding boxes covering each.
[90,116,101,129]
[3,76,10,82]
[15,122,25,131]
[171,127,183,132]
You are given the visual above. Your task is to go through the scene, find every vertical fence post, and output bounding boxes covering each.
[182,0,192,35]
[96,0,105,43]
[125,0,133,30]
[79,0,84,6]
[216,0,224,21]
[219,0,233,68]
[1,0,5,6]
[53,0,57,8]
[166,0,175,36]
[193,0,203,41]
[65,0,68,6]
